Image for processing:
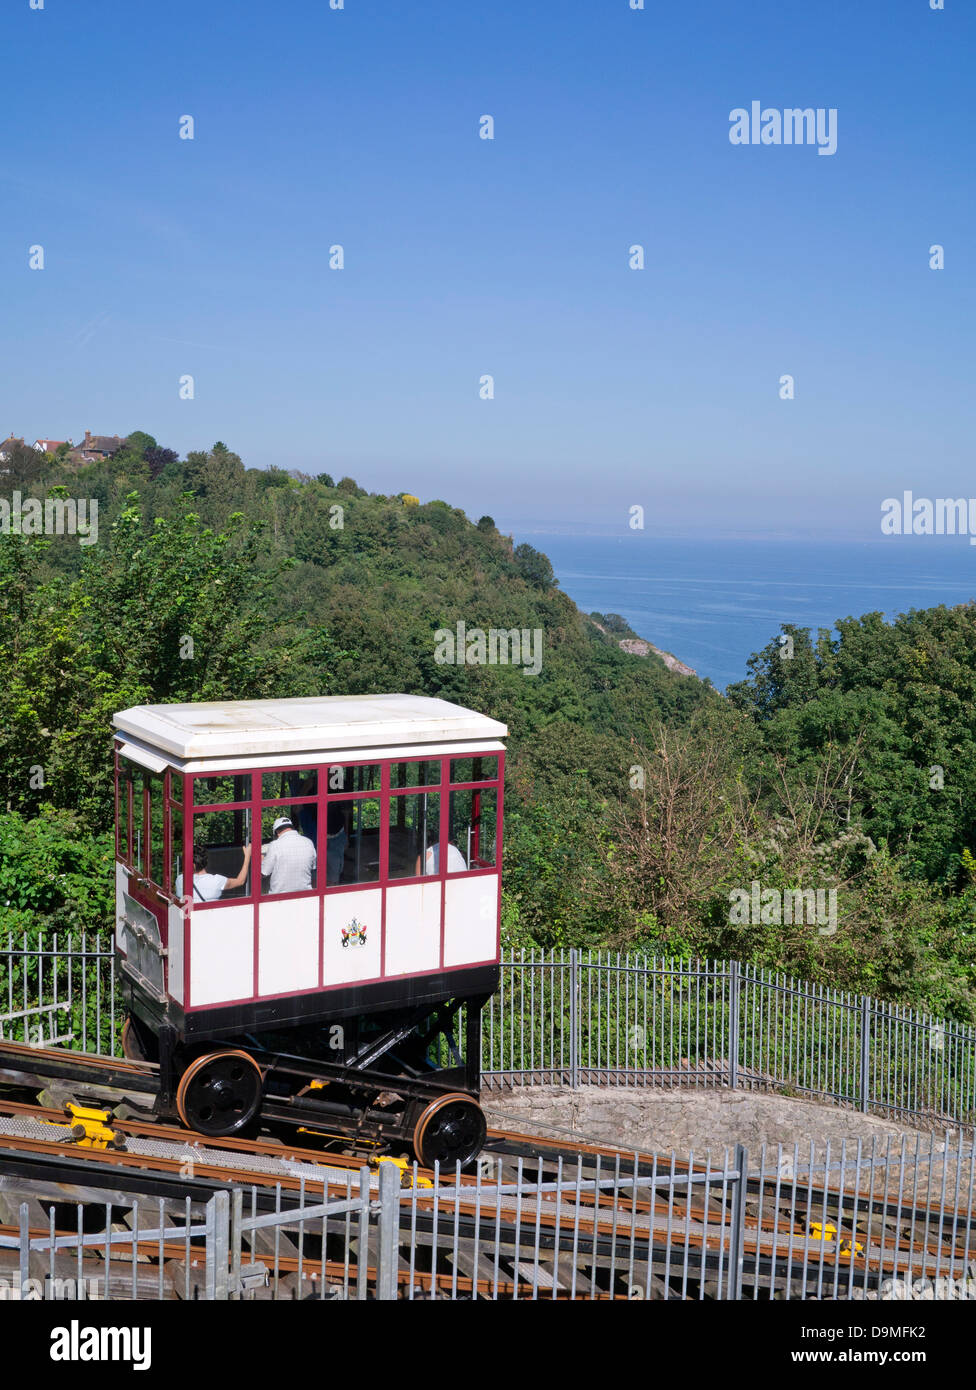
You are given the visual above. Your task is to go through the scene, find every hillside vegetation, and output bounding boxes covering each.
[3,434,976,1019]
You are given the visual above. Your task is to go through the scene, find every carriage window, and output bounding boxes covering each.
[326,763,381,795]
[132,773,147,873]
[194,774,252,806]
[262,768,317,801]
[448,787,497,870]
[390,760,441,790]
[324,799,347,885]
[170,804,184,898]
[450,757,498,785]
[388,792,440,878]
[117,758,137,863]
[184,807,252,900]
[260,802,318,841]
[147,771,166,886]
[133,772,148,872]
[259,761,321,889]
[324,796,380,885]
[258,789,319,894]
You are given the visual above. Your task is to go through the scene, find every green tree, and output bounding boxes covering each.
[0,497,345,829]
[513,543,555,588]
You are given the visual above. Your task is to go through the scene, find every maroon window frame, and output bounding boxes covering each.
[188,771,258,910]
[117,752,504,913]
[113,750,179,898]
[258,763,321,899]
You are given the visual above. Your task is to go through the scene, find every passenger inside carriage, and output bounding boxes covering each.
[176,843,252,902]
[417,842,467,875]
[326,801,347,884]
[387,790,440,878]
[261,817,317,894]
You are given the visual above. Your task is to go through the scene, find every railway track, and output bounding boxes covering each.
[1,1040,973,1299]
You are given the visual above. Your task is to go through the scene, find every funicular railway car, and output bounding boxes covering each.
[112,694,506,1167]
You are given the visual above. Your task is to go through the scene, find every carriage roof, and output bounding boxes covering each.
[113,694,508,762]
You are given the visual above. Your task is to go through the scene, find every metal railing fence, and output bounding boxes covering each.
[0,1192,219,1301]
[483,950,976,1132]
[4,1137,976,1300]
[2,936,976,1131]
[228,1167,376,1301]
[0,932,118,1056]
[0,1173,377,1302]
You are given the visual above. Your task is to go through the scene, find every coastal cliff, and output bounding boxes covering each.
[588,613,698,679]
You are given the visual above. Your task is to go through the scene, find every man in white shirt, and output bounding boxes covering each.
[416,841,468,875]
[261,817,317,894]
[176,843,252,901]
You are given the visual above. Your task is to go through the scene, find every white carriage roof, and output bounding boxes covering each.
[113,694,508,761]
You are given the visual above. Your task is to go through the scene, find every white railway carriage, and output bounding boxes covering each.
[112,694,506,1166]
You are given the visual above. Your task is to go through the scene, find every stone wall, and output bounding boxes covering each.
[483,1084,962,1163]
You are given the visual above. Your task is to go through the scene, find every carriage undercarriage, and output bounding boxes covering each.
[122,983,492,1169]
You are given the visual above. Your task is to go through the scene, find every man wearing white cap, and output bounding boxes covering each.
[261,816,317,894]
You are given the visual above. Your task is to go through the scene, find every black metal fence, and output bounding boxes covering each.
[2,936,975,1132]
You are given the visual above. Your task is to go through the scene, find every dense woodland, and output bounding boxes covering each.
[4,433,976,1020]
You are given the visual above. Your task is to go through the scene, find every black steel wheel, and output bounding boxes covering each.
[175,1049,263,1137]
[412,1093,487,1169]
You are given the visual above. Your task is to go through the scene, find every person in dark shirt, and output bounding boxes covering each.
[326,802,347,884]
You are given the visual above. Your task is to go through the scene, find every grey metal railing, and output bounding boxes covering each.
[0,933,118,1056]
[4,1137,976,1300]
[3,935,976,1132]
[1,1152,751,1301]
[228,1167,376,1301]
[0,1192,219,1301]
[483,949,976,1132]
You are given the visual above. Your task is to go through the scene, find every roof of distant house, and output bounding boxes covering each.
[77,431,126,454]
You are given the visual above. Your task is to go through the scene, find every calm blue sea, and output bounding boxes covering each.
[519,535,976,692]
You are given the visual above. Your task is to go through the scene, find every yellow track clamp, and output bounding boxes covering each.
[807,1222,863,1258]
[372,1155,433,1190]
[51,1103,125,1151]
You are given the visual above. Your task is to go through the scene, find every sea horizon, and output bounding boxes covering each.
[509,532,976,692]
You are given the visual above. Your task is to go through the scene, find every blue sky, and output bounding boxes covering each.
[1,0,971,536]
